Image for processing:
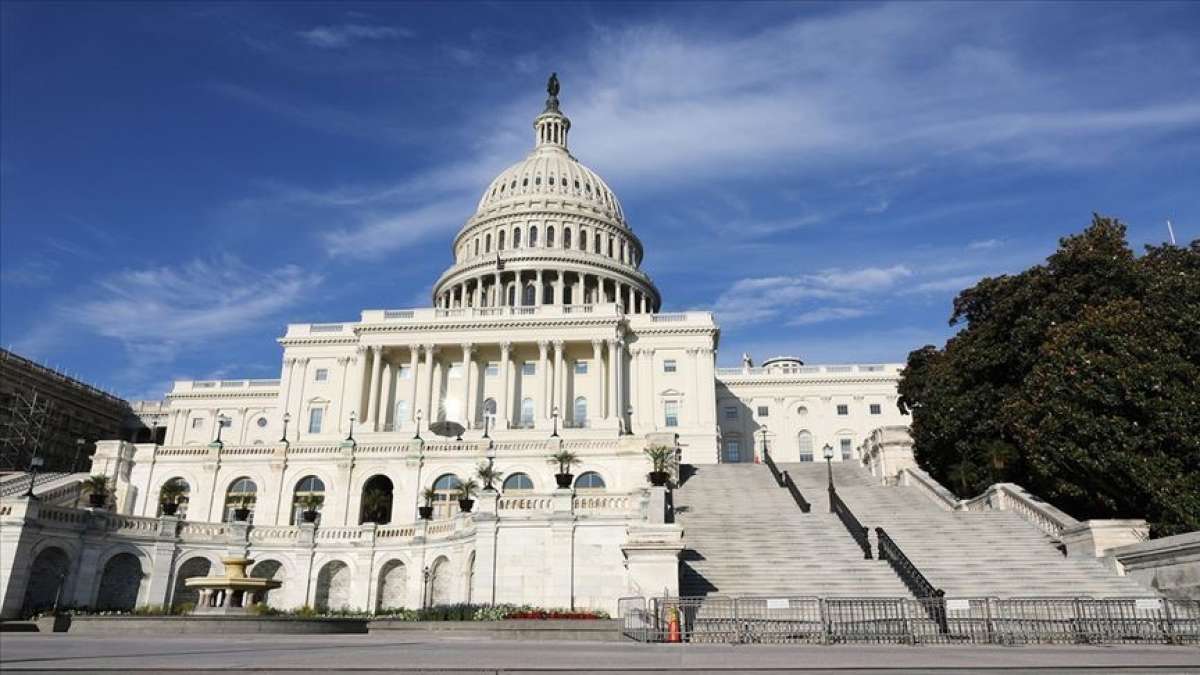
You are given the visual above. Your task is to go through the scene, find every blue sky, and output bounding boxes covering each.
[2,1,1198,400]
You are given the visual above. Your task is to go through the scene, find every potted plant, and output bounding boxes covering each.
[476,462,503,492]
[548,450,581,489]
[644,445,674,487]
[298,494,323,523]
[359,487,391,524]
[457,479,479,513]
[158,480,186,516]
[82,475,109,508]
[418,487,436,520]
[232,496,253,522]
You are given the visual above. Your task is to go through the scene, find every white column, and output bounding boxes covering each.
[334,356,351,432]
[538,340,550,424]
[408,346,420,425]
[628,347,640,433]
[689,348,701,426]
[460,343,474,428]
[280,357,297,420]
[366,348,383,431]
[494,272,503,306]
[618,283,626,312]
[381,359,394,430]
[473,278,482,308]
[592,339,606,421]
[292,358,310,440]
[535,270,544,307]
[553,340,565,421]
[573,275,582,305]
[498,342,512,429]
[607,339,619,422]
[353,346,369,422]
[423,344,437,421]
[554,270,564,306]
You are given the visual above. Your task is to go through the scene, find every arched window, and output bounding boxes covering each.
[513,228,522,248]
[473,239,479,256]
[594,234,602,254]
[575,471,606,490]
[546,226,555,247]
[608,239,614,258]
[485,233,492,252]
[360,474,393,524]
[573,396,588,428]
[291,475,325,524]
[481,397,497,427]
[798,431,814,462]
[498,230,506,250]
[529,225,538,246]
[563,228,572,248]
[503,473,534,492]
[432,473,462,519]
[522,283,536,306]
[157,477,190,518]
[507,284,516,306]
[520,398,535,428]
[223,477,257,523]
[579,229,587,251]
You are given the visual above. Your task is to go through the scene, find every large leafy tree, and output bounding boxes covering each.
[898,216,1199,535]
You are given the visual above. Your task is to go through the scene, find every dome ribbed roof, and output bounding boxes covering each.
[475,147,626,225]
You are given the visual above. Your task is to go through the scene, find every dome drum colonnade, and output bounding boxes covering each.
[431,73,660,315]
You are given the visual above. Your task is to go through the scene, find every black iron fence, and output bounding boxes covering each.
[830,490,872,559]
[763,451,811,513]
[622,595,1200,646]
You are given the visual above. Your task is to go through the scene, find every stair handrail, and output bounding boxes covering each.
[763,451,811,513]
[875,526,949,633]
[831,489,872,558]
[960,483,1080,542]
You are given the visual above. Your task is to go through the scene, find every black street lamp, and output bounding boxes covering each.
[550,405,560,438]
[280,412,291,444]
[421,565,432,608]
[624,404,634,435]
[413,409,423,441]
[23,454,44,498]
[823,443,835,512]
[214,414,231,444]
[758,425,769,463]
[346,411,357,443]
[484,440,497,490]
[73,437,86,473]
[481,413,491,440]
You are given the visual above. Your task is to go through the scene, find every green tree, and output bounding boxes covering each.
[898,216,1199,536]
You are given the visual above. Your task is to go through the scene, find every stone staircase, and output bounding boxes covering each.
[673,463,912,598]
[780,462,1152,598]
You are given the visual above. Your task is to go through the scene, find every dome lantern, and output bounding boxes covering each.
[534,72,570,150]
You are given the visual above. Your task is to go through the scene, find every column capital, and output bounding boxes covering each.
[355,345,368,356]
[370,345,383,354]
[461,342,474,354]
[296,356,311,365]
[552,339,565,350]
[423,344,438,354]
[337,356,352,366]
[591,338,605,351]
[283,357,297,366]
[538,340,550,356]
[499,341,512,354]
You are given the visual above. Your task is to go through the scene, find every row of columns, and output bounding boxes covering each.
[354,339,629,433]
[435,269,655,314]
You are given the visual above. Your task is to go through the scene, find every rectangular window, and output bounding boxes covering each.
[836,404,849,416]
[723,406,738,420]
[308,408,323,434]
[870,403,882,415]
[395,400,408,426]
[757,406,769,417]
[664,401,679,428]
[574,361,588,375]
[314,368,328,382]
[799,451,814,462]
[522,361,536,376]
[725,439,741,463]
[398,365,412,380]
[485,362,498,377]
[191,418,203,429]
[448,364,463,379]
[663,359,677,373]
[841,438,853,461]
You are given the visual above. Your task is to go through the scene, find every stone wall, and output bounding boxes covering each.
[1106,531,1200,601]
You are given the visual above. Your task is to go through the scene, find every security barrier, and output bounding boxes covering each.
[621,595,1200,645]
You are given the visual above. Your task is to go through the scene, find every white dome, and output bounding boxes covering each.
[475,146,626,226]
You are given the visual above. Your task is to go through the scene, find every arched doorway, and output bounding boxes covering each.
[22,547,70,615]
[290,475,326,524]
[428,556,451,606]
[157,477,190,518]
[314,560,350,612]
[376,560,407,611]
[359,475,393,524]
[431,474,461,520]
[249,560,284,607]
[95,552,144,611]
[171,557,212,610]
[223,477,257,522]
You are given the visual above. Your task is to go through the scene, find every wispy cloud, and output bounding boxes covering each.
[787,306,869,326]
[713,265,912,327]
[297,23,413,49]
[967,238,1002,250]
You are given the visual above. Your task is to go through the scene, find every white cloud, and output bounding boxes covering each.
[297,24,412,49]
[903,274,985,294]
[713,265,911,327]
[787,307,869,326]
[42,256,320,364]
[967,238,1002,250]
[322,198,473,260]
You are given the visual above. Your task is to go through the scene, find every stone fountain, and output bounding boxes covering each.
[185,556,280,615]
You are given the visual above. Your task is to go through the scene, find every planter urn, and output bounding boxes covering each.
[649,471,670,487]
[88,493,106,508]
[160,502,179,516]
[418,505,434,520]
[300,510,319,523]
[458,498,475,513]
[233,507,251,522]
[555,473,574,489]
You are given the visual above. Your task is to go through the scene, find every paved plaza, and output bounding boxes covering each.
[1,634,1199,674]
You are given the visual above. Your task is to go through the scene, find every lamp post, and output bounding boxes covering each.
[484,440,497,490]
[482,413,491,440]
[823,443,835,512]
[422,565,432,608]
[280,412,291,444]
[73,437,85,473]
[550,405,560,438]
[758,425,769,464]
[23,455,44,498]
[624,404,634,435]
[214,414,231,444]
[346,411,357,443]
[413,409,423,441]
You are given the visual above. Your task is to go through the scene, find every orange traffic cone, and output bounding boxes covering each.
[666,607,682,643]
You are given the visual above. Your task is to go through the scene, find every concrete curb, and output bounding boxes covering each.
[61,615,368,635]
[369,618,623,641]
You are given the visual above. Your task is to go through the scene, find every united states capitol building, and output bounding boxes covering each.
[0,78,1177,621]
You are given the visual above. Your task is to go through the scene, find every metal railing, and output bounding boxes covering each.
[830,490,872,558]
[875,527,947,632]
[622,595,1200,645]
[763,452,811,512]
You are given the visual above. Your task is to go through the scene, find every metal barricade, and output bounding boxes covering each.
[734,597,824,644]
[618,596,648,642]
[992,597,1088,644]
[1076,598,1172,644]
[908,597,993,645]
[824,598,911,644]
[1165,599,1200,645]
